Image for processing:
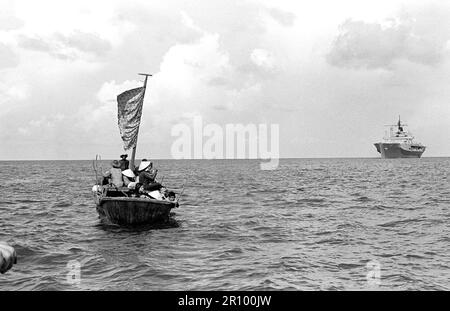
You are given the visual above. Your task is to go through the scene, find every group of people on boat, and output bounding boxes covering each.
[101,154,176,202]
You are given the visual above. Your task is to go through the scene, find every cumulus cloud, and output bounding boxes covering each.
[17,31,112,60]
[29,114,65,128]
[267,7,296,27]
[17,35,52,52]
[16,114,66,138]
[0,0,23,30]
[1,84,29,101]
[250,48,275,69]
[97,79,141,103]
[234,48,278,82]
[75,79,142,131]
[75,100,117,132]
[0,15,24,30]
[114,6,203,46]
[0,43,19,69]
[3,0,450,159]
[156,33,230,95]
[0,80,29,117]
[55,31,112,56]
[147,19,273,119]
[327,4,450,69]
[144,30,236,123]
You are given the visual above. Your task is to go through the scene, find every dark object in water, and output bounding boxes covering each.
[94,187,178,226]
[0,242,17,274]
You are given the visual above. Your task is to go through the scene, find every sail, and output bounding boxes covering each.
[117,86,145,150]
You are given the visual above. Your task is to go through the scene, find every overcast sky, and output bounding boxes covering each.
[0,0,449,160]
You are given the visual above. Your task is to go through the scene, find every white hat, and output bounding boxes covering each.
[122,169,135,178]
[138,161,152,171]
[92,185,101,192]
[148,190,163,200]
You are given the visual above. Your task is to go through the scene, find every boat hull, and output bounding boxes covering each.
[374,143,425,159]
[96,197,176,226]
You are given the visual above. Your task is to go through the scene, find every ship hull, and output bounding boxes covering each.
[96,197,176,225]
[374,143,425,159]
[93,187,177,226]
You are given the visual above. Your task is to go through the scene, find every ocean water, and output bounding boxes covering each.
[0,158,449,291]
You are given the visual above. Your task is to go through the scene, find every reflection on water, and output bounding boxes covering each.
[96,216,181,232]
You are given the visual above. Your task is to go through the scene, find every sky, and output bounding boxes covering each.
[0,0,449,160]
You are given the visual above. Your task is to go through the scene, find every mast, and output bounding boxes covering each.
[130,73,152,170]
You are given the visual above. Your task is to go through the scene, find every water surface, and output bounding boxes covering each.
[0,158,449,290]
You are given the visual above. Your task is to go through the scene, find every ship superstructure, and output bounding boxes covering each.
[374,116,426,158]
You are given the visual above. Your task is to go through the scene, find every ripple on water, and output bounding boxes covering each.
[1,158,449,290]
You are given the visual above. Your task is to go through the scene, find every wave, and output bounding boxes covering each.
[1,158,449,290]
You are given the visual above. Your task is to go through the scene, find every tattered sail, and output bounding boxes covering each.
[117,87,145,150]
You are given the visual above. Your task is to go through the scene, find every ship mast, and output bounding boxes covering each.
[130,73,152,170]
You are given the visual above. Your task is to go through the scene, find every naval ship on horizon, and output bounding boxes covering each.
[374,116,426,158]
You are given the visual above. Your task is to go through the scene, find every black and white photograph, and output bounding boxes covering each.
[0,0,449,298]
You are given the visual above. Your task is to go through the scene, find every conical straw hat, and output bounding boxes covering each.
[138,161,151,171]
[122,169,135,178]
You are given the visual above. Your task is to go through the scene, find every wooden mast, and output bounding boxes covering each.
[130,73,152,170]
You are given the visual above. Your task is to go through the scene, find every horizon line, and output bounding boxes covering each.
[0,156,448,161]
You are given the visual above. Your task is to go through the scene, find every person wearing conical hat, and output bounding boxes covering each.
[133,159,150,175]
[137,160,161,191]
[122,168,136,188]
[103,160,124,187]
[138,159,152,171]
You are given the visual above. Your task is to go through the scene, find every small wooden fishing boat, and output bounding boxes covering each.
[94,187,177,225]
[92,73,180,226]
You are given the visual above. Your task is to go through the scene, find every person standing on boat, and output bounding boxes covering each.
[103,160,124,187]
[119,154,129,171]
[137,160,161,191]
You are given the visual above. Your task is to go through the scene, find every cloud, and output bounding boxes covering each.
[17,35,52,52]
[75,100,117,132]
[2,0,450,159]
[0,15,24,31]
[97,79,141,103]
[15,114,66,140]
[113,6,203,46]
[1,83,29,101]
[55,31,112,56]
[28,114,65,129]
[267,7,296,27]
[250,48,275,69]
[18,31,112,60]
[0,43,19,69]
[144,30,235,121]
[0,80,29,118]
[74,79,142,131]
[327,4,450,69]
[0,0,282,159]
[0,0,24,30]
